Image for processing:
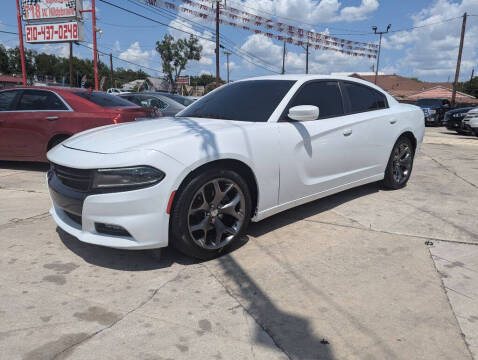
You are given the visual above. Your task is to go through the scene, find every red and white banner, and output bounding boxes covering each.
[22,0,83,22]
[141,0,377,58]
[25,21,84,43]
[176,76,190,85]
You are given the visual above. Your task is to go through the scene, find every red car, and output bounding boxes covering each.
[0,87,158,162]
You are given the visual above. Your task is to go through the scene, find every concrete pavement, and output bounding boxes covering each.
[0,127,477,360]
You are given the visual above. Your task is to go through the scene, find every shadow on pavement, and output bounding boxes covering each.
[0,161,49,172]
[57,227,197,271]
[249,182,379,237]
[218,254,335,359]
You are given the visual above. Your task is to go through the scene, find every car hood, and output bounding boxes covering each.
[62,117,251,154]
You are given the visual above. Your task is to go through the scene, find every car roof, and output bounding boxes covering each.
[120,92,185,108]
[236,74,391,94]
[3,86,89,93]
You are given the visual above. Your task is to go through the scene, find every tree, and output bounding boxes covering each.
[0,45,9,74]
[155,34,202,91]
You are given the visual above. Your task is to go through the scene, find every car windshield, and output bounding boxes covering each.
[415,99,442,106]
[179,80,296,122]
[74,91,135,107]
[164,94,194,106]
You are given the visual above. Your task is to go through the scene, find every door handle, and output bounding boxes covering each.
[390,119,397,124]
[45,116,59,121]
[343,129,353,136]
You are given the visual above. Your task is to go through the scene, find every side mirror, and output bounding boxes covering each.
[288,105,319,121]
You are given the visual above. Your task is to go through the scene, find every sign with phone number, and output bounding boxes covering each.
[25,22,84,43]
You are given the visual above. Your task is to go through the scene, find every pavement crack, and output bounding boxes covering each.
[303,218,478,245]
[422,151,478,189]
[50,268,187,360]
[426,247,474,360]
[0,211,50,230]
[201,263,292,360]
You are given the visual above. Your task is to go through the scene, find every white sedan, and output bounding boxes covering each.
[47,75,425,259]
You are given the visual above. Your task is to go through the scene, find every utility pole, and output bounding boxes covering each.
[223,51,231,83]
[69,42,73,87]
[15,0,27,86]
[215,0,220,86]
[305,43,309,74]
[451,12,467,107]
[80,0,99,90]
[281,40,286,75]
[109,53,114,89]
[372,24,391,84]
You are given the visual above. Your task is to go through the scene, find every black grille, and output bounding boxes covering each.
[65,211,82,226]
[52,164,93,192]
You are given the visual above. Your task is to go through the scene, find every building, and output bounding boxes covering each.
[121,77,171,92]
[349,73,478,106]
[0,74,23,89]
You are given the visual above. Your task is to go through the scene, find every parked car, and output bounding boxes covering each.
[463,108,478,137]
[160,93,196,106]
[444,107,476,134]
[119,92,185,116]
[414,98,450,126]
[107,88,130,95]
[46,75,424,259]
[0,87,157,162]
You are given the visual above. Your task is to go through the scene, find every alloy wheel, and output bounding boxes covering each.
[392,142,412,184]
[188,178,245,250]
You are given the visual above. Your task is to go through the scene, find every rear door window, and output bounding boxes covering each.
[341,82,388,114]
[16,90,68,111]
[0,91,19,111]
[74,91,135,107]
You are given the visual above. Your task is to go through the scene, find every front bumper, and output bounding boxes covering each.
[46,146,186,250]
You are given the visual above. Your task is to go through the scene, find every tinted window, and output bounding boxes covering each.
[180,80,296,122]
[17,90,67,111]
[414,99,442,107]
[166,94,194,106]
[74,91,135,107]
[373,90,387,109]
[342,82,382,113]
[284,81,343,119]
[0,91,18,111]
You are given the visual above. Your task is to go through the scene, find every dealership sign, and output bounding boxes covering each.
[25,21,84,43]
[22,0,83,21]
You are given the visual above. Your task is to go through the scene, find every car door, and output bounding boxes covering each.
[277,80,394,206]
[0,89,22,157]
[0,89,70,158]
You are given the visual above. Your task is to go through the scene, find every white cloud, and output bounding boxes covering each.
[240,34,374,75]
[39,43,69,58]
[240,0,379,23]
[113,40,121,52]
[118,42,155,67]
[383,0,478,81]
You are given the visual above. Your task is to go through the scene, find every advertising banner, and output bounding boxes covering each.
[22,0,83,22]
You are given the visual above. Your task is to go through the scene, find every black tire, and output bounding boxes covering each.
[170,168,252,260]
[382,136,415,190]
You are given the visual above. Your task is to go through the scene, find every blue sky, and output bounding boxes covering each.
[1,0,477,82]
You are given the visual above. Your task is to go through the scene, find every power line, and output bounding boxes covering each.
[98,0,281,72]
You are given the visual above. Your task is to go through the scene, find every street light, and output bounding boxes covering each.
[372,24,391,84]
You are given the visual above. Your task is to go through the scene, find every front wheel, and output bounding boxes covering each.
[382,136,415,189]
[170,168,252,260]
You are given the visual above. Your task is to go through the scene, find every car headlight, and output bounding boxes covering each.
[92,166,165,190]
[429,109,436,114]
[452,113,465,118]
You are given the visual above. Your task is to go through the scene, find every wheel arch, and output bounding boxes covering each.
[399,131,417,152]
[171,158,259,218]
[47,133,71,151]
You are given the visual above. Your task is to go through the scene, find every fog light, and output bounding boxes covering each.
[95,223,131,237]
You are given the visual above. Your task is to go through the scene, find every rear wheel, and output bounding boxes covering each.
[170,168,252,260]
[382,136,414,189]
